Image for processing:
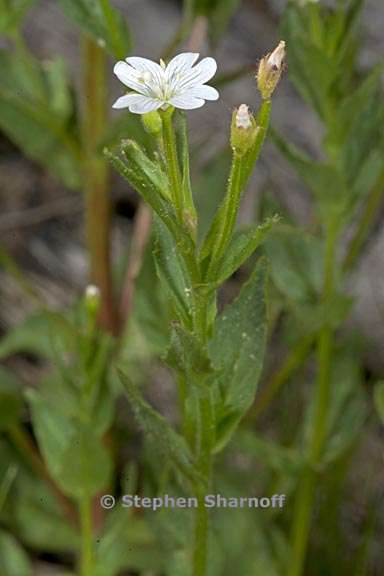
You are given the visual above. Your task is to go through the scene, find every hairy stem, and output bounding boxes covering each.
[82,38,117,334]
[162,109,183,220]
[288,219,338,576]
[193,387,213,576]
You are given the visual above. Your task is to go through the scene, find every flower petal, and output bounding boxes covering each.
[112,93,144,109]
[128,95,163,114]
[188,84,219,101]
[177,57,218,91]
[165,52,200,78]
[126,56,164,76]
[113,61,151,95]
[169,94,205,110]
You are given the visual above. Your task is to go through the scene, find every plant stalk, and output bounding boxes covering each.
[82,38,117,334]
[288,218,338,576]
[79,496,93,576]
[162,109,183,220]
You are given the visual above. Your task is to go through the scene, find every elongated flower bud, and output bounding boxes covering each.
[141,110,163,137]
[231,104,258,156]
[257,40,286,100]
[85,284,100,318]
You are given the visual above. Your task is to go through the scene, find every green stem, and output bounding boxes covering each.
[343,169,384,272]
[82,37,117,334]
[241,99,271,189]
[193,388,213,576]
[162,109,183,220]
[207,153,243,278]
[79,496,93,576]
[288,219,338,576]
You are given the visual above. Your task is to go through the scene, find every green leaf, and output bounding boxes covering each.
[209,258,268,451]
[15,474,77,552]
[265,226,323,304]
[117,370,201,486]
[0,367,23,431]
[0,50,81,189]
[208,0,242,45]
[0,530,31,576]
[374,381,384,426]
[195,149,231,244]
[237,431,305,477]
[0,311,78,361]
[165,323,213,381]
[58,425,112,499]
[216,216,278,284]
[271,129,347,217]
[27,389,111,498]
[95,510,163,575]
[153,218,192,327]
[58,0,131,59]
[0,0,36,34]
[281,5,339,119]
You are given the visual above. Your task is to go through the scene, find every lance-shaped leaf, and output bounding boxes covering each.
[58,0,131,59]
[165,323,213,381]
[265,225,323,305]
[153,218,192,327]
[209,258,268,451]
[215,216,278,284]
[27,389,111,499]
[0,50,81,189]
[117,370,202,486]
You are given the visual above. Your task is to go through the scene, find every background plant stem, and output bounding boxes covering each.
[82,38,117,334]
[288,218,338,576]
[79,496,93,576]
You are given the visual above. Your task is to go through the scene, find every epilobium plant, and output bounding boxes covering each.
[107,44,284,575]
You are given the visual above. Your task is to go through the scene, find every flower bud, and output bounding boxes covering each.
[257,40,286,100]
[141,110,163,137]
[230,104,258,156]
[85,284,100,317]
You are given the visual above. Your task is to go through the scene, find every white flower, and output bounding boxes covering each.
[112,52,219,114]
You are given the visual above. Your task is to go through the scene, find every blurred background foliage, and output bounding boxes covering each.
[0,0,384,574]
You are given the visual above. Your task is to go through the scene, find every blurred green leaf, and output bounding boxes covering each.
[27,388,112,498]
[0,367,23,431]
[0,49,81,188]
[237,431,305,477]
[58,424,112,499]
[272,130,347,217]
[58,0,131,59]
[265,225,323,304]
[0,0,36,34]
[0,530,31,576]
[0,311,78,361]
[209,258,267,451]
[95,509,163,575]
[374,381,384,426]
[117,370,201,486]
